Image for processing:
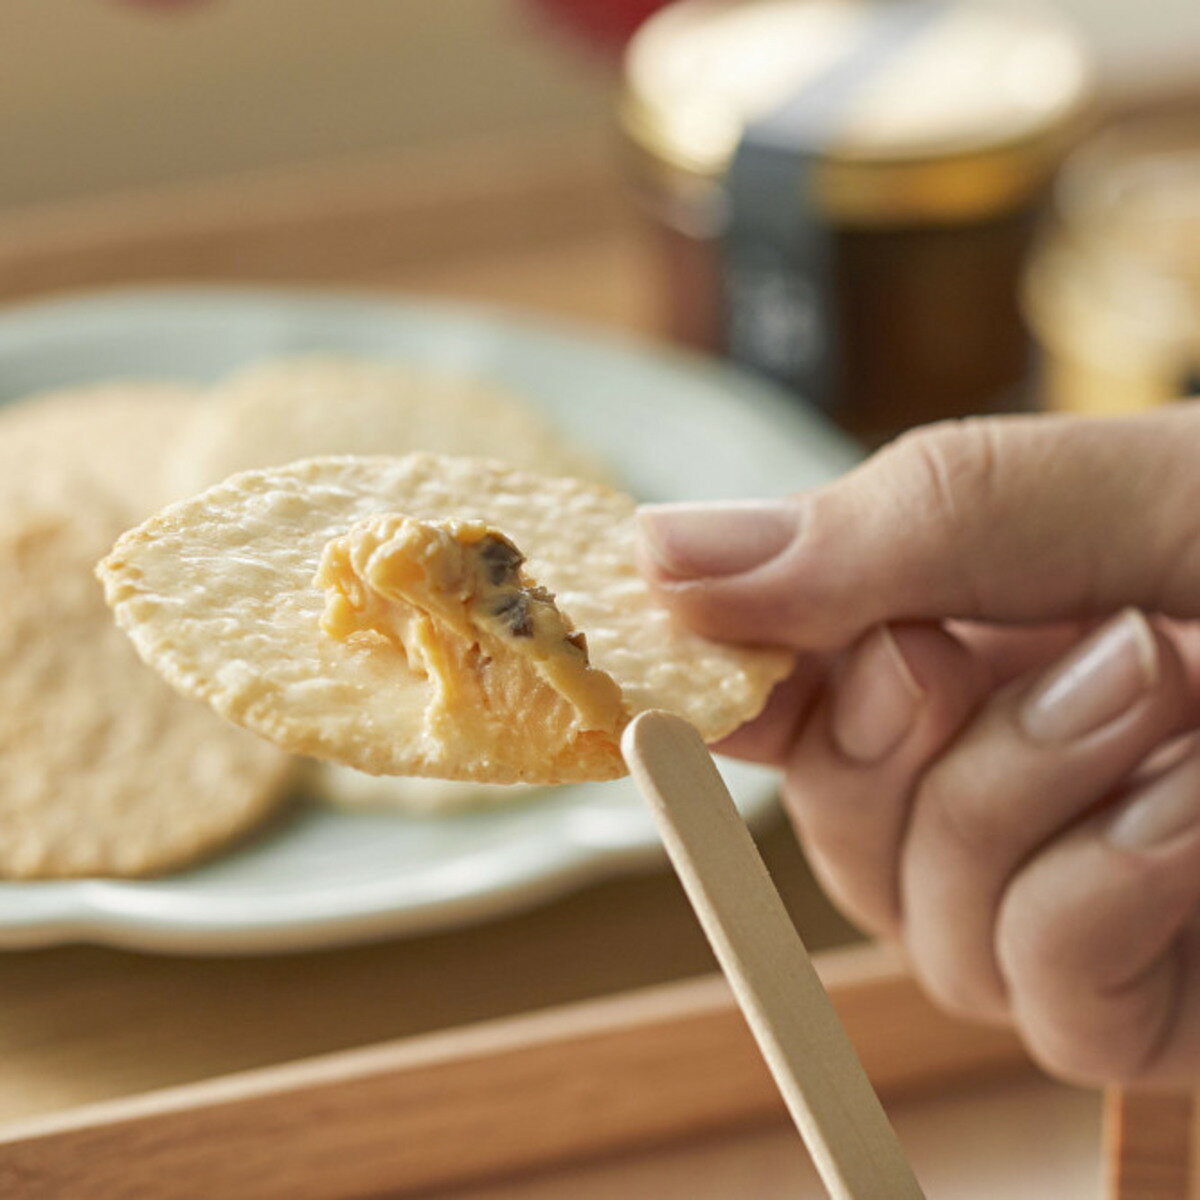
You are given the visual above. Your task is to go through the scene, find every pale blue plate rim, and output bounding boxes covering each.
[0,285,860,954]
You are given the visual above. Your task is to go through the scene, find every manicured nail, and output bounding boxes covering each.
[1020,610,1158,744]
[636,500,800,579]
[831,626,924,765]
[1135,731,1200,782]
[1109,753,1200,850]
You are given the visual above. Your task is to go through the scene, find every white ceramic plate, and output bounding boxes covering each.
[0,287,860,953]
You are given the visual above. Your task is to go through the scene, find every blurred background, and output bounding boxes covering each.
[3,0,1199,444]
[2,0,1197,208]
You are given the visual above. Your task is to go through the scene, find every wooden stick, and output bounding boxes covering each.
[622,710,925,1200]
[1104,1086,1195,1200]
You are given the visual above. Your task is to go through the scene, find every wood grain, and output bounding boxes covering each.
[1105,1087,1195,1200]
[441,1078,1105,1200]
[0,128,633,306]
[0,944,1028,1200]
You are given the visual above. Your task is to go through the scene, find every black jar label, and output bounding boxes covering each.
[724,0,950,413]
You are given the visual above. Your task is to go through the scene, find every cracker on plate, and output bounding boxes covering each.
[99,454,793,785]
[0,381,199,515]
[173,355,611,495]
[0,486,293,879]
[315,765,538,815]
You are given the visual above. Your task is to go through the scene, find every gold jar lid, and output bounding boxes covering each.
[620,0,1095,226]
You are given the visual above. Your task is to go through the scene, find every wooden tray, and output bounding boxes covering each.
[0,943,1031,1199]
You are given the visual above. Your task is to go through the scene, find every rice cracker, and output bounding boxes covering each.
[0,485,292,879]
[315,765,538,815]
[173,355,613,805]
[99,455,793,785]
[0,381,199,514]
[174,355,610,494]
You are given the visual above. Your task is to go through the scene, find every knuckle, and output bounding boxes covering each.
[914,760,1015,869]
[997,887,1172,1086]
[883,418,1003,541]
[994,896,1063,1000]
[771,491,853,644]
[994,870,1093,1003]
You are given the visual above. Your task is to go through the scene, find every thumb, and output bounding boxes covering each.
[636,407,1200,649]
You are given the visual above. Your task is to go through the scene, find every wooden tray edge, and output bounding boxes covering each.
[0,941,1029,1200]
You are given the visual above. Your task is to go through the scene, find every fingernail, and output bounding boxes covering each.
[831,626,924,765]
[1110,754,1200,850]
[1020,609,1158,744]
[1135,731,1200,783]
[636,500,800,579]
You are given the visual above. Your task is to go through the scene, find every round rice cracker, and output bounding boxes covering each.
[172,356,612,807]
[173,355,612,495]
[99,454,794,786]
[0,381,200,516]
[0,488,293,879]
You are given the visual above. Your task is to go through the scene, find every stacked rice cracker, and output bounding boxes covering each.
[0,357,608,879]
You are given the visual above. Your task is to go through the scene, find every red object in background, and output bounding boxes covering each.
[118,0,211,8]
[117,0,660,39]
[523,0,671,55]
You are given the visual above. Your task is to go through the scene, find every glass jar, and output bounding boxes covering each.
[620,0,1094,444]
[1024,115,1200,414]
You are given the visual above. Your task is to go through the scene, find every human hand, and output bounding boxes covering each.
[638,407,1200,1086]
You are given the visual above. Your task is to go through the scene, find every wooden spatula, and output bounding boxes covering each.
[622,709,925,1200]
